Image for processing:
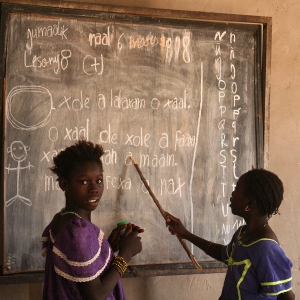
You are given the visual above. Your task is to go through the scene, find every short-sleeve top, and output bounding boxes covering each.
[219,226,293,300]
[41,214,126,300]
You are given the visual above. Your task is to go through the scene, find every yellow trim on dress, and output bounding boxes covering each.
[261,277,292,286]
[226,248,252,300]
[241,238,278,247]
[225,231,292,300]
[266,287,293,296]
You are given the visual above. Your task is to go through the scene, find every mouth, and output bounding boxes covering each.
[88,198,99,204]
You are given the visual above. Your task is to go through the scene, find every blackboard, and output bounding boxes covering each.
[0,1,271,276]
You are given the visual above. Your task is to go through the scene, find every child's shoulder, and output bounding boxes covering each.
[54,217,105,253]
[57,216,100,236]
[51,217,109,265]
[47,212,99,239]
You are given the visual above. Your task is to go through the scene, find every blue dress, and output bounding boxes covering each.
[219,226,293,300]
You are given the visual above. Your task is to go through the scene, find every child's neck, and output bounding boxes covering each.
[63,206,91,221]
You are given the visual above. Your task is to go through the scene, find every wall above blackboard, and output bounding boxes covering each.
[0,0,271,276]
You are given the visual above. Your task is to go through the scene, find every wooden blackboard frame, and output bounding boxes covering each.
[0,0,271,282]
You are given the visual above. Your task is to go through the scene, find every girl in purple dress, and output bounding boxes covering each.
[166,169,295,300]
[41,140,143,300]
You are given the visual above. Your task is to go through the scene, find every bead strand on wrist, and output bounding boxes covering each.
[112,265,123,278]
[205,241,214,254]
[112,255,128,277]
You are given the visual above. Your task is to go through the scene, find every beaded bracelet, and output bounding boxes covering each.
[115,255,128,267]
[205,241,214,254]
[112,255,128,275]
[112,265,123,278]
[113,260,126,274]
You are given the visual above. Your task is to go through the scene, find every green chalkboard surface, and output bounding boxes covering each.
[0,1,271,276]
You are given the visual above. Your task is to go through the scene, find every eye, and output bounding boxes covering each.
[96,179,103,184]
[81,180,88,185]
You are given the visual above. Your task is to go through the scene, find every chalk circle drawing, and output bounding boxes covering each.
[5,141,34,207]
[6,85,53,130]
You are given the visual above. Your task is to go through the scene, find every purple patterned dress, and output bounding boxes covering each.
[41,214,126,300]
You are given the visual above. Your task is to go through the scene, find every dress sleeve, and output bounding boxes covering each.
[41,215,59,258]
[52,218,113,282]
[249,239,293,296]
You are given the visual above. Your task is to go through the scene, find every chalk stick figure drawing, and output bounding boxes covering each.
[5,141,34,207]
[5,85,54,207]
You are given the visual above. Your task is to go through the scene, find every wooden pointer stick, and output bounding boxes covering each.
[130,156,202,270]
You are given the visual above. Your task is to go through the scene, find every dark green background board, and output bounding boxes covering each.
[0,1,270,276]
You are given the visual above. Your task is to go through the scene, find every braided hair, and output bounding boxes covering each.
[50,140,104,180]
[242,169,284,218]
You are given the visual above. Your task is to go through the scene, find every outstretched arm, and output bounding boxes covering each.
[165,212,223,262]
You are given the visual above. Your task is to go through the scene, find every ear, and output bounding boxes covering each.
[248,198,257,208]
[58,177,68,192]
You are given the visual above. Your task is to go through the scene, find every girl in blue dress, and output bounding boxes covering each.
[166,169,295,300]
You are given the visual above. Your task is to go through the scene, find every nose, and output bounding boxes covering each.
[230,191,234,202]
[88,182,98,194]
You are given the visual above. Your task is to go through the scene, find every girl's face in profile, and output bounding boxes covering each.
[63,161,104,213]
[230,174,249,217]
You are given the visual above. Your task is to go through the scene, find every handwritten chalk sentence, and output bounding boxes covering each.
[56,89,191,111]
[26,22,191,55]
[45,121,196,153]
[44,172,186,196]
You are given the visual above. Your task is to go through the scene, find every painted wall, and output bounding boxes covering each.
[1,0,299,299]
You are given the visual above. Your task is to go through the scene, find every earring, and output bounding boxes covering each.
[245,205,250,211]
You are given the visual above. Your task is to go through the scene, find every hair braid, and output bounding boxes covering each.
[243,169,283,217]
